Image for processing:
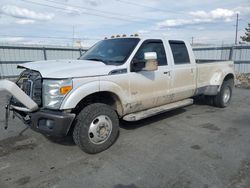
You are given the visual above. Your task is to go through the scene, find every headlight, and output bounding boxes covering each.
[43,79,73,109]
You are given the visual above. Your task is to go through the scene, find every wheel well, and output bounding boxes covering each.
[223,73,234,83]
[72,91,123,117]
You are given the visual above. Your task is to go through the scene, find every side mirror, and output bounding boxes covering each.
[143,52,158,71]
[131,52,158,72]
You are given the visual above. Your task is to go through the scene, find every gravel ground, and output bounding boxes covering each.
[0,88,250,188]
[236,73,250,89]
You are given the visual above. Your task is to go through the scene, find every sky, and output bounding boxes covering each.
[0,0,249,47]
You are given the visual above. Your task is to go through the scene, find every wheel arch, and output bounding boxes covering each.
[72,91,124,117]
[60,81,126,116]
[219,73,235,91]
[223,73,235,83]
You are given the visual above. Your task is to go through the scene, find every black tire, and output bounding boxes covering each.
[213,79,234,108]
[73,103,119,154]
[204,95,215,106]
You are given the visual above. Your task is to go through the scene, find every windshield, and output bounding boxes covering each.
[79,38,140,65]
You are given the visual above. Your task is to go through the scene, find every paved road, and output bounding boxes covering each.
[0,88,249,188]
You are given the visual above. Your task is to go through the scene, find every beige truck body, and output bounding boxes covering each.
[0,37,234,118]
[0,36,235,153]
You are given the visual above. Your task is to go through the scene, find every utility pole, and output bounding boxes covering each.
[235,13,239,45]
[191,37,194,46]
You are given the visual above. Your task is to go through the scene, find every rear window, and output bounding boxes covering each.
[169,40,190,65]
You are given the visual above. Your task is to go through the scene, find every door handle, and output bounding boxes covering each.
[163,71,171,76]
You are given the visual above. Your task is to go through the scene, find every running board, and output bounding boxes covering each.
[123,98,193,121]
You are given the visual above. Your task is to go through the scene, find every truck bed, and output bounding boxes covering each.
[196,60,234,88]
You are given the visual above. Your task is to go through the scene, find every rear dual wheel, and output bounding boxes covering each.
[213,79,234,108]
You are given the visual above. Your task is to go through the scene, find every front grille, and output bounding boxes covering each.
[11,70,42,107]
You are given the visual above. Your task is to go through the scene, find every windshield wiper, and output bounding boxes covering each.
[105,60,123,65]
[86,58,106,64]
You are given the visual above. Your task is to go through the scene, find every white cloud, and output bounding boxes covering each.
[0,5,54,21]
[64,6,81,15]
[157,8,238,28]
[16,19,35,24]
[137,29,149,34]
[190,8,235,20]
[157,18,212,28]
[234,6,250,15]
[0,37,25,43]
[84,0,103,7]
[158,19,192,27]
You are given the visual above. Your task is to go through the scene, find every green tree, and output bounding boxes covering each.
[241,23,250,42]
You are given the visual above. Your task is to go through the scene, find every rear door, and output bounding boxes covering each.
[168,40,196,101]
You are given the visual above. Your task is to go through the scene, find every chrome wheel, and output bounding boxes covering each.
[88,115,113,145]
[223,86,231,104]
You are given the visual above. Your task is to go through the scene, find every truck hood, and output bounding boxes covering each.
[18,59,119,78]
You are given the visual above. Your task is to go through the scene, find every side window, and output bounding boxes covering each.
[133,40,167,66]
[169,40,190,65]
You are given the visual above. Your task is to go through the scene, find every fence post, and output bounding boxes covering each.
[229,46,234,60]
[79,48,82,57]
[43,47,47,60]
[0,57,2,79]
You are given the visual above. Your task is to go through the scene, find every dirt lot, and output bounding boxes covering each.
[0,88,250,188]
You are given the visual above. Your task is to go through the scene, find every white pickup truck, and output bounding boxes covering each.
[0,36,234,153]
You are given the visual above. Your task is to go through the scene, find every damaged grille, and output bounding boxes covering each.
[11,70,42,107]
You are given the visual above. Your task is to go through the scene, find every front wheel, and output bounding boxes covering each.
[73,103,119,154]
[213,79,234,108]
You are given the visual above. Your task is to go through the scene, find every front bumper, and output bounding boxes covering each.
[29,110,75,137]
[1,79,75,137]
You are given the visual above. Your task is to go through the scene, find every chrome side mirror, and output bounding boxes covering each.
[143,52,158,71]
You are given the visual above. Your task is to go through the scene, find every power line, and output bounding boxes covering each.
[240,19,249,25]
[21,0,155,24]
[116,0,185,15]
[21,0,135,22]
[43,0,159,22]
[0,34,100,40]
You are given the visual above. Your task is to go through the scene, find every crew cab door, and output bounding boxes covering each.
[127,39,170,113]
[168,40,196,101]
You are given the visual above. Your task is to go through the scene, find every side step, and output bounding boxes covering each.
[123,98,193,121]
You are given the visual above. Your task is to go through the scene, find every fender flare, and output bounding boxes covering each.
[60,81,99,110]
[209,70,235,92]
[60,80,127,113]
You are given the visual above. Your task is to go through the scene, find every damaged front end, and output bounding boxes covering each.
[1,70,41,129]
[1,70,75,137]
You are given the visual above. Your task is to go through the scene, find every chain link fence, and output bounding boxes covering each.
[0,44,87,79]
[0,44,250,79]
